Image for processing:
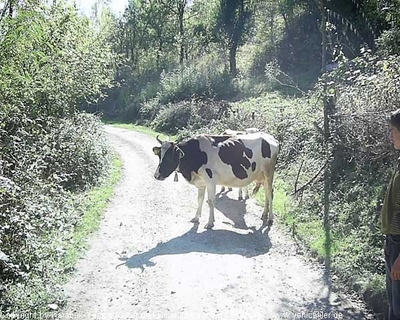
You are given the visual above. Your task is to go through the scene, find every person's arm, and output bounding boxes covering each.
[392,253,400,280]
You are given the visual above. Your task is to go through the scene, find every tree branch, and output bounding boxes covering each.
[291,159,329,196]
[294,160,304,193]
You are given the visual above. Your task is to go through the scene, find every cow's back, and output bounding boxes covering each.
[238,132,279,161]
[193,134,278,187]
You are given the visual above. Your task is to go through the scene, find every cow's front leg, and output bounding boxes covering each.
[238,187,243,201]
[191,186,205,223]
[204,184,216,229]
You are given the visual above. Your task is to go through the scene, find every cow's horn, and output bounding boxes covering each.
[156,135,162,144]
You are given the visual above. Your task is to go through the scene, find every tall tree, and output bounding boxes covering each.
[185,0,219,59]
[216,0,251,76]
[160,0,188,64]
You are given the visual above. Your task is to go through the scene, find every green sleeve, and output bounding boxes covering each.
[382,171,400,234]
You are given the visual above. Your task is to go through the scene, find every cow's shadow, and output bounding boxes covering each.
[215,191,250,230]
[118,223,271,271]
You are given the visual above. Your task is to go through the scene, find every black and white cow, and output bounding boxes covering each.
[219,128,261,199]
[153,133,279,229]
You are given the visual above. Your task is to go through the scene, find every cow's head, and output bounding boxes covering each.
[153,136,184,181]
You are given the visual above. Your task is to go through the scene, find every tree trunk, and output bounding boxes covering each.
[229,42,238,76]
[157,35,163,70]
[178,1,186,65]
[270,4,276,56]
[319,0,327,73]
[316,0,332,279]
[8,0,14,17]
[130,36,135,65]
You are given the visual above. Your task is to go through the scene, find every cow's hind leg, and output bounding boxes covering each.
[262,175,274,226]
[204,184,216,229]
[220,186,232,193]
[238,187,249,200]
[191,186,205,223]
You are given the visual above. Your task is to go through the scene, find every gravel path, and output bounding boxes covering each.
[60,126,375,320]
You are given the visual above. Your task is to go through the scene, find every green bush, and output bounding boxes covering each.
[152,102,193,134]
[0,5,113,119]
[157,53,236,104]
[0,113,111,314]
[376,27,400,56]
[0,1,113,316]
[138,98,163,124]
[43,114,112,191]
[150,98,233,136]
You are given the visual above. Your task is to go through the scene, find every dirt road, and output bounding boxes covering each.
[61,126,375,320]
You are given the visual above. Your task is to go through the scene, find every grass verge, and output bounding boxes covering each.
[61,153,123,273]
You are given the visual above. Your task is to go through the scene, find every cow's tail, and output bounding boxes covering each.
[252,183,262,196]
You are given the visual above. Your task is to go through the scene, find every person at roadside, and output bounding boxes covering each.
[382,108,400,319]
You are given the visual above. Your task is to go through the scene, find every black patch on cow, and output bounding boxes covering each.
[206,168,213,179]
[261,139,271,158]
[178,139,208,182]
[218,140,252,180]
[239,139,253,158]
[251,162,256,171]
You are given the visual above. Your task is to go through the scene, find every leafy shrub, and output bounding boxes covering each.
[0,2,114,316]
[138,98,163,124]
[376,27,400,55]
[43,114,112,191]
[0,5,113,119]
[0,112,111,313]
[150,98,233,136]
[157,53,236,104]
[152,102,193,134]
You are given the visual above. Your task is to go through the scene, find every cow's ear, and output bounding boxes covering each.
[153,147,161,156]
[175,146,185,159]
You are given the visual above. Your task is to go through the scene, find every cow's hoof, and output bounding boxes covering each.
[245,195,250,200]
[204,223,214,229]
[238,196,243,201]
[261,215,273,224]
[190,218,199,223]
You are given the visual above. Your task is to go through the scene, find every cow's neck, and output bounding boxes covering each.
[175,140,207,182]
[175,143,186,178]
